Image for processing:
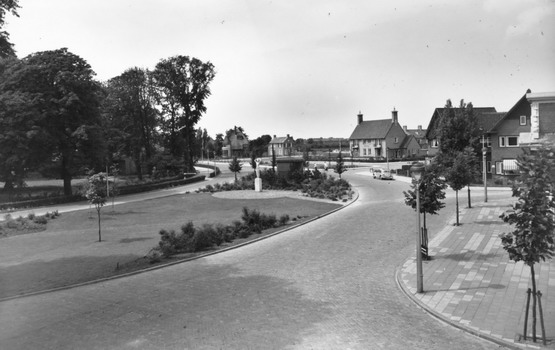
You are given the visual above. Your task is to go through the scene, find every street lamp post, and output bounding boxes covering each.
[482,135,488,203]
[411,162,425,293]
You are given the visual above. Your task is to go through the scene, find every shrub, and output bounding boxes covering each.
[33,216,48,224]
[279,214,290,226]
[192,224,216,251]
[27,213,36,220]
[154,208,295,259]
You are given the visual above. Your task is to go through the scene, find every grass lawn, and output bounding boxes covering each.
[0,192,341,299]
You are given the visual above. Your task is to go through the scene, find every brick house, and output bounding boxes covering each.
[268,134,295,157]
[488,90,555,179]
[424,106,498,157]
[349,109,419,159]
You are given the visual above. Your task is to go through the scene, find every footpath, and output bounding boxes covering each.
[396,188,555,349]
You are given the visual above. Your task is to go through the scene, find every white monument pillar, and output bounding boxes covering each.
[254,158,262,192]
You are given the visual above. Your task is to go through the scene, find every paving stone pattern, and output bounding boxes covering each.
[0,177,504,349]
[399,198,555,349]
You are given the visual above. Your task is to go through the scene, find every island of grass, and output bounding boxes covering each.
[0,188,349,299]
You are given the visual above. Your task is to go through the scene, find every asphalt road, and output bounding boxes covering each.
[0,170,508,349]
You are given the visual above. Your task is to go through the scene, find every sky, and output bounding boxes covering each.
[4,0,555,139]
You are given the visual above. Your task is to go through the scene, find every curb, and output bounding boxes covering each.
[394,267,523,350]
[0,189,360,303]
[394,200,528,350]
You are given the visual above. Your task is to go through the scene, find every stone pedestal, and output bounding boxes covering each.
[254,178,262,192]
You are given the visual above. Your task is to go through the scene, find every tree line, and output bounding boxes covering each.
[0,47,216,195]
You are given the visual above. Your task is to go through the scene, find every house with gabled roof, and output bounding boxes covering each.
[488,90,555,179]
[268,134,295,157]
[424,106,498,157]
[222,126,249,158]
[349,109,416,159]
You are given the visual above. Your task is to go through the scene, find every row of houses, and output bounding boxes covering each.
[349,89,555,181]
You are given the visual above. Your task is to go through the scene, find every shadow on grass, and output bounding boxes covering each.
[0,254,146,299]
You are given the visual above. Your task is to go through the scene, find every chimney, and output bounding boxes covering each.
[357,111,363,125]
[286,134,290,139]
[273,135,276,139]
[418,125,422,131]
[403,125,407,132]
[392,108,398,124]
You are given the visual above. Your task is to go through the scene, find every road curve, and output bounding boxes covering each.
[0,170,505,349]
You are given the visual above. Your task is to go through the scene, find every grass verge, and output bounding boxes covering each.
[0,192,340,299]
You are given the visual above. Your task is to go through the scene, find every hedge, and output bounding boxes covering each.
[0,174,206,212]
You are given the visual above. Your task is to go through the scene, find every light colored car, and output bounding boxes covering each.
[372,167,393,180]
[314,163,328,171]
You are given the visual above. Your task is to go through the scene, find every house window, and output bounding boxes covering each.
[394,137,399,143]
[431,139,439,148]
[495,161,503,175]
[519,115,526,125]
[499,136,519,147]
[486,161,492,173]
[503,159,518,174]
[480,137,491,147]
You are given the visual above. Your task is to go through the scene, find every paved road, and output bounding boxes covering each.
[0,170,508,349]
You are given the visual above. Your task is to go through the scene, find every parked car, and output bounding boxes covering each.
[313,163,328,171]
[372,167,393,180]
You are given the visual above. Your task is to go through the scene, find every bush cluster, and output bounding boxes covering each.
[148,207,290,262]
[198,169,353,201]
[0,210,61,236]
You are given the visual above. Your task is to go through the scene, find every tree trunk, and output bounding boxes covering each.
[61,152,73,196]
[467,186,471,208]
[530,263,537,342]
[455,190,460,226]
[134,153,143,180]
[96,207,102,242]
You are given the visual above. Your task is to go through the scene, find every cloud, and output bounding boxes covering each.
[483,0,555,37]
[507,4,554,36]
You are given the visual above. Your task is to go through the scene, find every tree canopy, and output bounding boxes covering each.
[151,55,215,172]
[102,67,158,179]
[0,0,19,58]
[0,48,104,195]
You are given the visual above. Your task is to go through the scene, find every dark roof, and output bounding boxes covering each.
[490,93,528,132]
[425,107,498,139]
[478,112,506,132]
[269,136,294,144]
[349,119,393,140]
[398,134,416,149]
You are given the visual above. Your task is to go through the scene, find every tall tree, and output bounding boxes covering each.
[334,152,346,179]
[249,134,272,157]
[151,55,215,172]
[0,57,46,189]
[403,163,447,235]
[437,99,481,207]
[0,48,104,195]
[500,144,555,344]
[214,133,224,157]
[0,0,19,58]
[438,99,480,154]
[102,67,158,179]
[438,147,478,225]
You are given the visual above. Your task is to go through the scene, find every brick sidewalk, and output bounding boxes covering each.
[398,197,555,349]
